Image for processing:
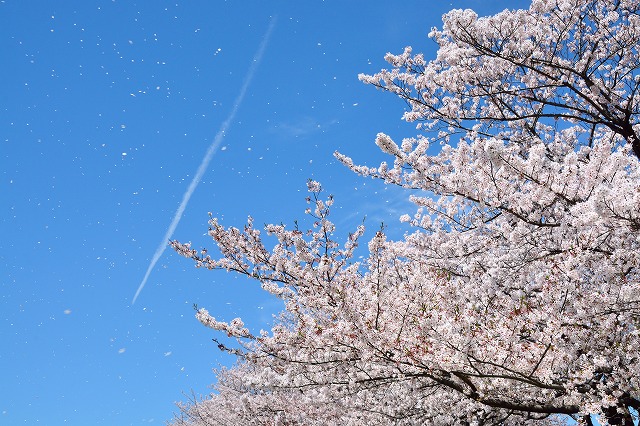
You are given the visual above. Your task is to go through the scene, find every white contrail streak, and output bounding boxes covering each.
[132,17,277,305]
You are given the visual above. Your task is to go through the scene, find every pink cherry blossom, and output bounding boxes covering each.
[170,1,640,424]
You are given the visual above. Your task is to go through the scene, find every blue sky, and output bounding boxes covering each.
[2,1,528,424]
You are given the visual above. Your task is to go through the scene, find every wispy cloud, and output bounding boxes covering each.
[273,116,339,139]
[132,17,278,305]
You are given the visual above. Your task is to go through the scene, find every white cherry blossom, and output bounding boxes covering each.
[170,1,640,424]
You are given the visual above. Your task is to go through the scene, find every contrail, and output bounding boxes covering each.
[132,16,277,305]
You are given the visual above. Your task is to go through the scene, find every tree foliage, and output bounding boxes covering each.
[170,1,640,424]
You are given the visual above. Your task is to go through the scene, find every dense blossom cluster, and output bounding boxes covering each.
[170,1,640,424]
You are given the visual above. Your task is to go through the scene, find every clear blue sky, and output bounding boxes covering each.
[2,1,527,424]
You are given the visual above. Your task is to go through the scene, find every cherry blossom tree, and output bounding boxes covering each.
[170,0,640,424]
